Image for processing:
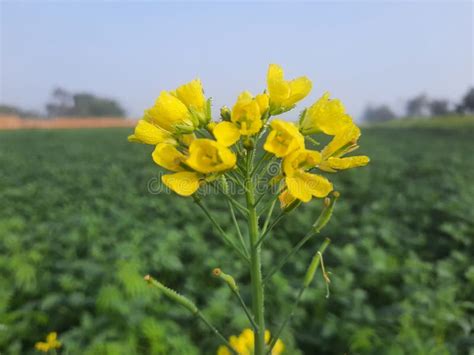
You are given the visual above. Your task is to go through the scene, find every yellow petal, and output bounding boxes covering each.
[240,328,255,348]
[279,189,297,209]
[213,121,241,147]
[267,64,290,105]
[132,119,174,145]
[207,122,217,132]
[300,92,352,135]
[179,133,195,146]
[322,124,361,159]
[152,143,186,172]
[264,330,271,344]
[46,332,57,343]
[327,156,370,170]
[263,119,305,158]
[283,149,322,177]
[147,91,194,133]
[127,134,140,143]
[286,172,333,202]
[35,342,50,352]
[272,339,285,355]
[256,93,270,114]
[232,91,263,135]
[162,172,201,196]
[186,139,236,174]
[217,345,232,355]
[283,76,312,107]
[175,79,206,112]
[267,64,311,108]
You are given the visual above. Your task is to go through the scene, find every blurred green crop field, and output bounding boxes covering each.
[1,125,473,355]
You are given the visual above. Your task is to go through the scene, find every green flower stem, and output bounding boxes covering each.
[212,181,248,216]
[253,191,267,208]
[193,195,249,263]
[226,199,249,258]
[263,229,316,285]
[144,275,238,355]
[256,156,277,182]
[234,289,259,331]
[305,135,320,147]
[225,171,250,193]
[251,152,271,177]
[245,150,266,355]
[214,268,259,331]
[255,211,285,248]
[257,185,285,213]
[266,238,330,354]
[262,194,338,284]
[261,197,277,235]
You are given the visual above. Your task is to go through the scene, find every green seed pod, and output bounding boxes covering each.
[212,268,239,292]
[144,275,198,314]
[312,191,340,233]
[303,239,331,287]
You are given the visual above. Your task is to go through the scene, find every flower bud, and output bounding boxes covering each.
[220,106,231,121]
[243,137,255,150]
[312,191,340,233]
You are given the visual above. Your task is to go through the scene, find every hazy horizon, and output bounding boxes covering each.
[1,1,473,120]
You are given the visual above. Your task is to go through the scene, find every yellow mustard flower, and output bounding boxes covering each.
[145,91,196,133]
[186,139,236,174]
[35,332,61,353]
[127,119,176,145]
[299,92,353,135]
[283,149,333,202]
[263,119,305,158]
[162,171,201,197]
[319,123,370,172]
[152,143,187,172]
[267,64,312,112]
[174,79,210,126]
[216,328,284,355]
[213,92,269,146]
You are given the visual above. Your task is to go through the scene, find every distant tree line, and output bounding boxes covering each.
[0,104,43,118]
[363,87,474,123]
[0,87,126,119]
[46,88,125,118]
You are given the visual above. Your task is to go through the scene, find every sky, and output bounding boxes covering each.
[1,1,473,120]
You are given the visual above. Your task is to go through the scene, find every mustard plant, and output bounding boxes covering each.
[129,64,369,355]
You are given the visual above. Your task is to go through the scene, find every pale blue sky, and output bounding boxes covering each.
[1,1,472,119]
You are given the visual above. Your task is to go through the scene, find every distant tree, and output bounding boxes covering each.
[0,104,43,118]
[428,99,450,116]
[406,94,428,117]
[46,88,74,117]
[362,104,397,123]
[46,87,126,118]
[0,105,19,115]
[72,93,125,117]
[459,87,474,114]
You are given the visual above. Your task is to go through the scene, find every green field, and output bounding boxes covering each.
[1,126,473,354]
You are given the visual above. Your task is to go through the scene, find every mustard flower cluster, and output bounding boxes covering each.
[35,332,61,353]
[217,329,284,355]
[129,64,369,204]
[132,64,370,355]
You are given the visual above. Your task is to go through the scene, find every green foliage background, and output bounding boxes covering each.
[0,126,473,354]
